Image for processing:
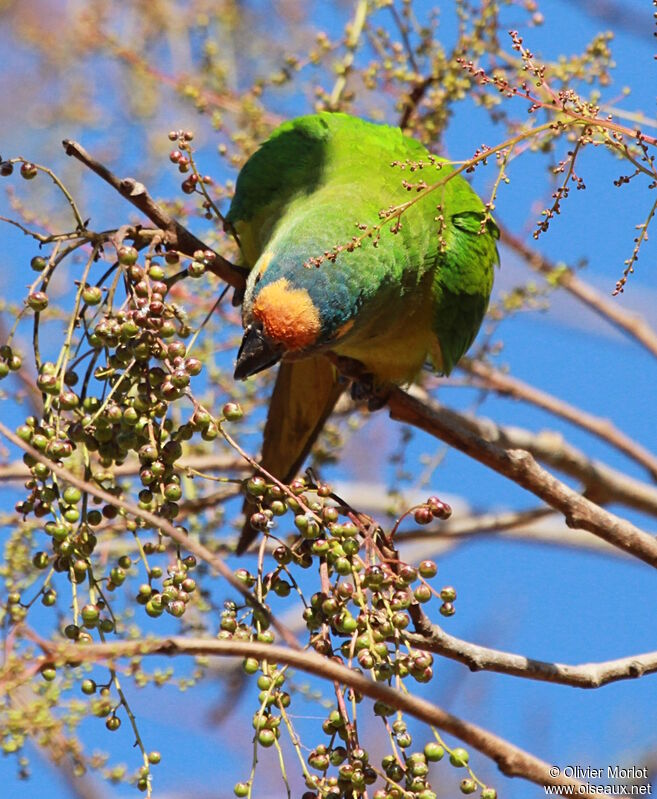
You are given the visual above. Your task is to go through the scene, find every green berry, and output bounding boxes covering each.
[81,604,100,626]
[257,728,276,747]
[63,486,82,504]
[440,602,455,617]
[118,246,138,266]
[223,402,243,421]
[449,747,469,767]
[419,560,437,578]
[188,260,205,277]
[40,665,57,681]
[243,657,259,674]
[246,476,267,497]
[27,291,48,311]
[82,285,103,305]
[414,584,432,603]
[32,551,49,569]
[106,716,121,731]
[424,742,444,761]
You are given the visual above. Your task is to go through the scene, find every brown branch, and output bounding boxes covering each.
[501,225,657,360]
[61,139,247,291]
[405,612,657,689]
[0,420,300,651]
[0,453,245,483]
[487,422,657,518]
[399,75,435,130]
[33,634,595,796]
[387,388,657,568]
[412,396,657,518]
[462,357,657,480]
[397,507,638,559]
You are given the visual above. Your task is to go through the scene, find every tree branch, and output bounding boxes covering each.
[405,611,657,688]
[482,420,657,518]
[31,634,596,797]
[500,225,657,360]
[462,357,657,481]
[0,420,300,651]
[0,453,244,483]
[409,392,657,518]
[387,388,657,567]
[61,139,247,291]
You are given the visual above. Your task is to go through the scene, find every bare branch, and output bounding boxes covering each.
[399,75,435,129]
[398,507,641,560]
[462,358,657,480]
[61,139,247,291]
[387,388,657,567]
[0,453,244,483]
[32,634,596,797]
[406,611,657,688]
[501,225,657,360]
[487,422,657,517]
[410,393,657,517]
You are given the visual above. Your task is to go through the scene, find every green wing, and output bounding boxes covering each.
[432,208,500,374]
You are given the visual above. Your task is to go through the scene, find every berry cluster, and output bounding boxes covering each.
[222,477,496,798]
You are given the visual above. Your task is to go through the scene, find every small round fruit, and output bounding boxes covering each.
[118,246,139,266]
[223,402,243,421]
[449,747,469,767]
[424,742,445,762]
[21,162,38,179]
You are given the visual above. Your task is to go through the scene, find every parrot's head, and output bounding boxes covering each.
[234,245,355,381]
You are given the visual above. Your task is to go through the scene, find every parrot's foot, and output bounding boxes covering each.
[331,355,390,411]
[350,376,390,411]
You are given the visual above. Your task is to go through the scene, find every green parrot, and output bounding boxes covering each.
[227,112,499,553]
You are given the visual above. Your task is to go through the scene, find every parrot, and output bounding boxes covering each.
[226,112,499,554]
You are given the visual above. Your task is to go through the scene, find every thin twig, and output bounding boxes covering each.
[61,139,247,291]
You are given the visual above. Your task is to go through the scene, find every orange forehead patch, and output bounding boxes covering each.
[253,278,321,351]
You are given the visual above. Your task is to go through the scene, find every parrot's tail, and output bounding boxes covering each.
[236,355,345,554]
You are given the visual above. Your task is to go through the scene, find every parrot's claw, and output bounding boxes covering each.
[331,354,390,410]
[350,378,390,411]
[366,389,391,412]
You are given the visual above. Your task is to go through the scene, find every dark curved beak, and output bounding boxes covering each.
[234,324,283,380]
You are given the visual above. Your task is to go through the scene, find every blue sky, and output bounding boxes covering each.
[1,1,656,798]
